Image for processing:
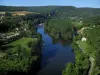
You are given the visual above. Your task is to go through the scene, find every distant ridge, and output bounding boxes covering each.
[0,5,100,8]
[0,5,100,18]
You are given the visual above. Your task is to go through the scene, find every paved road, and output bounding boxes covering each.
[88,57,94,75]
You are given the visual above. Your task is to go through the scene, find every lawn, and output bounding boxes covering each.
[0,37,39,73]
[0,37,38,58]
[5,37,37,53]
[8,37,37,46]
[77,40,94,56]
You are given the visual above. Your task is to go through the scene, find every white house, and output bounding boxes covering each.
[81,37,87,41]
[24,28,26,31]
[93,25,95,27]
[15,33,19,36]
[16,28,19,31]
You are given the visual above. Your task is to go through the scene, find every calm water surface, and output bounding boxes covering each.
[37,27,75,75]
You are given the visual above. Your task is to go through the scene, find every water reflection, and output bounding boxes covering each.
[37,26,74,75]
[44,29,72,46]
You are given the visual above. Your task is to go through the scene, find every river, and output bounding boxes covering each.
[36,26,75,75]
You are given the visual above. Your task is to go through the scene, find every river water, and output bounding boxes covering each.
[37,26,75,75]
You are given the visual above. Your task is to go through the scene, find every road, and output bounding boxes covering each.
[88,57,94,75]
[77,41,94,75]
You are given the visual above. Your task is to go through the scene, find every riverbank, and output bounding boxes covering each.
[37,26,74,75]
[77,40,94,75]
[0,17,42,75]
[63,25,100,75]
[62,27,93,75]
[0,35,42,74]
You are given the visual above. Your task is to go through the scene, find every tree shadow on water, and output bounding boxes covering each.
[40,46,58,69]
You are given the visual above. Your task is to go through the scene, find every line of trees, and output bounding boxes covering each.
[63,16,100,75]
[0,12,44,74]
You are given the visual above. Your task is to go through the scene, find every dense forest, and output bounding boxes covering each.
[44,19,73,41]
[0,5,58,14]
[54,6,100,19]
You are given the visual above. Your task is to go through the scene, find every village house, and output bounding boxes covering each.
[81,37,87,41]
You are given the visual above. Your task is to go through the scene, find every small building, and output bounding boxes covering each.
[24,28,26,31]
[80,21,82,23]
[93,25,95,27]
[81,37,87,41]
[16,28,19,31]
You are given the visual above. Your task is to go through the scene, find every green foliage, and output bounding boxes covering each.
[47,19,73,29]
[83,16,100,26]
[74,45,90,75]
[0,6,58,14]
[45,19,73,40]
[20,30,32,37]
[1,6,100,19]
[54,6,100,19]
[63,35,90,75]
[62,62,75,75]
[0,16,22,32]
[5,12,12,17]
[72,21,83,30]
[77,41,94,55]
[63,50,90,75]
[0,37,41,74]
[74,26,100,75]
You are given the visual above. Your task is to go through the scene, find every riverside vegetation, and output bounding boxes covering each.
[0,6,100,75]
[0,11,43,74]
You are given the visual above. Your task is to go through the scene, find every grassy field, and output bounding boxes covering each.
[77,41,94,56]
[0,37,39,72]
[1,37,37,57]
[11,11,38,16]
[0,11,38,16]
[8,37,37,47]
[0,12,5,14]
[6,37,37,53]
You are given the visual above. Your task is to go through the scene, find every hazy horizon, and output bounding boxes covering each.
[0,0,100,8]
[0,5,100,8]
